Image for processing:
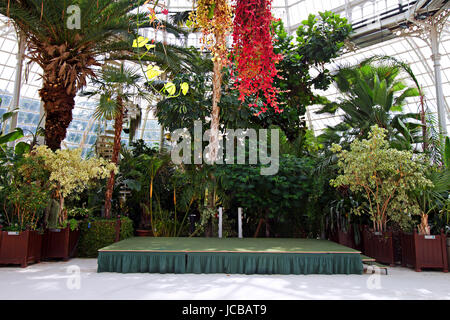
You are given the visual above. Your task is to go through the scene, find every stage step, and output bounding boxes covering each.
[362,254,389,275]
[361,255,376,262]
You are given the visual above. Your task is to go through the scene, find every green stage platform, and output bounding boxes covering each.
[97,237,363,275]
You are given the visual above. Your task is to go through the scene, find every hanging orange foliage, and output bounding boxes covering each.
[189,0,233,69]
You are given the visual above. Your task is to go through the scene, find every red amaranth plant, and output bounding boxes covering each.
[231,0,282,114]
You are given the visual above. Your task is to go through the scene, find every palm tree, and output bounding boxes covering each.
[317,61,423,149]
[0,0,187,151]
[84,64,145,218]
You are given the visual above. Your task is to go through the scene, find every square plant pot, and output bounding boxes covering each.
[362,226,395,266]
[330,228,355,248]
[42,227,80,261]
[447,238,450,269]
[401,231,448,272]
[0,230,43,268]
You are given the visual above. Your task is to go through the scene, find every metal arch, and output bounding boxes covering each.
[405,36,450,114]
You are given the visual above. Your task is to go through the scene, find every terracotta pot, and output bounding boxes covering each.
[42,227,80,261]
[136,229,152,237]
[401,231,448,272]
[0,230,43,267]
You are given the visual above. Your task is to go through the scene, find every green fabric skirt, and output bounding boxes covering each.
[97,251,362,275]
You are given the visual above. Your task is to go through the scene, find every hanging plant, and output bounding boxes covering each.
[132,1,189,98]
[189,0,233,68]
[231,0,282,114]
[189,0,233,164]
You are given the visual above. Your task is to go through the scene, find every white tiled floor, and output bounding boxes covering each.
[0,259,448,300]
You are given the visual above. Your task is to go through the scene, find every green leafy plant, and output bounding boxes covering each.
[253,13,351,142]
[77,216,133,258]
[216,155,315,237]
[2,154,51,231]
[318,61,422,149]
[330,125,433,233]
[82,64,146,218]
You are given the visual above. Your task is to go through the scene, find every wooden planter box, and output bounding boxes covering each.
[0,230,43,267]
[401,231,448,272]
[136,229,153,237]
[42,227,80,261]
[330,225,363,251]
[330,228,355,248]
[362,226,395,265]
[447,238,450,268]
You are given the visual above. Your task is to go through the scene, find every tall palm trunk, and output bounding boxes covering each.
[104,96,124,219]
[210,57,222,163]
[418,212,431,235]
[204,30,225,237]
[39,79,76,151]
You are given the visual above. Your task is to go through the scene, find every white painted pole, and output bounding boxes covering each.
[218,207,223,238]
[430,25,448,138]
[8,30,25,147]
[238,207,243,238]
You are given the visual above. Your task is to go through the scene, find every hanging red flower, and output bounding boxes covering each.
[231,0,283,114]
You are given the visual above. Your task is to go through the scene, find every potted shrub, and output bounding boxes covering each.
[330,126,433,265]
[30,146,116,260]
[42,207,89,260]
[401,162,449,272]
[0,155,50,267]
[327,193,362,249]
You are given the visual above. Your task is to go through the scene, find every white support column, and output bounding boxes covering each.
[238,207,243,238]
[284,0,291,33]
[430,24,448,137]
[345,0,352,24]
[37,100,45,145]
[218,207,223,238]
[9,30,26,136]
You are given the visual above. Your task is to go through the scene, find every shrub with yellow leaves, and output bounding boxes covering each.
[29,146,117,224]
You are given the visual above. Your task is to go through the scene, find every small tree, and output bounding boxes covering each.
[31,146,117,226]
[330,125,433,233]
[3,155,51,231]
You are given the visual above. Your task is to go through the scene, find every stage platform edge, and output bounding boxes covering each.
[97,238,363,275]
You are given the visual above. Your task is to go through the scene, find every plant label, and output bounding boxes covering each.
[424,235,436,240]
[7,232,19,235]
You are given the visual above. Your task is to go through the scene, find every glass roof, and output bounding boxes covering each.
[0,0,448,153]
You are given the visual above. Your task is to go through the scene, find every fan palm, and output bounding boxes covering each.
[414,168,450,235]
[0,0,188,151]
[317,62,423,149]
[83,64,146,218]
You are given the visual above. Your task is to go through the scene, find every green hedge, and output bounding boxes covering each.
[77,217,134,258]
